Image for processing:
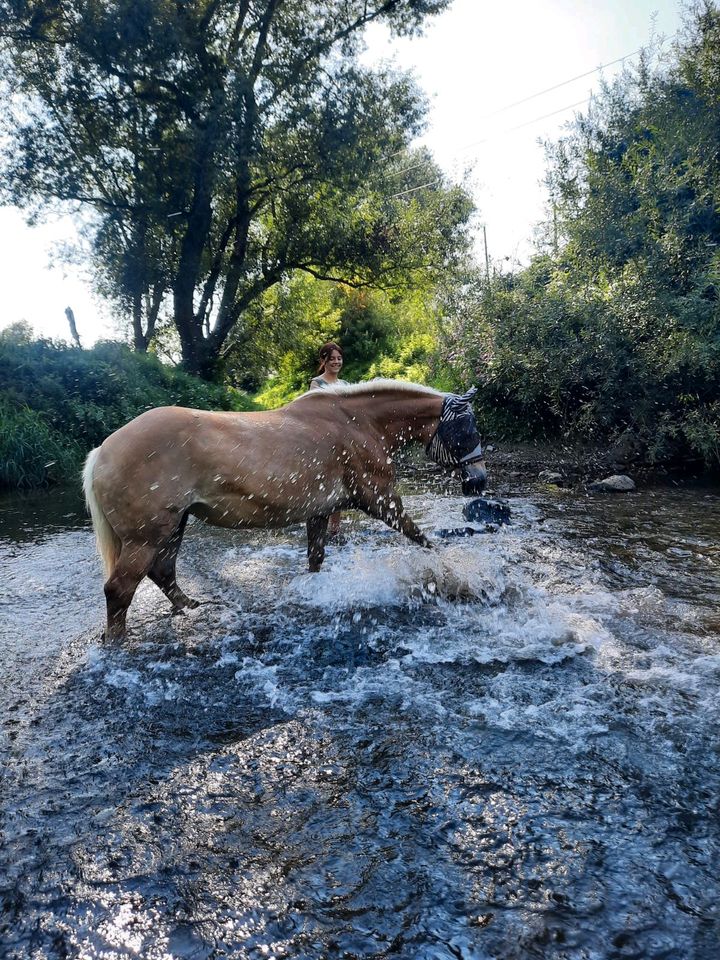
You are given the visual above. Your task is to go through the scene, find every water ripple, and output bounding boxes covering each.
[1,482,719,958]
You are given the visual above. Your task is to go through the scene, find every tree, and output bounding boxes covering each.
[0,0,459,377]
[212,145,474,388]
[547,4,720,289]
[441,3,720,465]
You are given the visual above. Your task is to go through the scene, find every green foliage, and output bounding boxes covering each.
[0,338,254,489]
[0,401,80,489]
[0,320,34,345]
[225,274,342,394]
[0,1,462,376]
[251,380,306,411]
[441,4,720,468]
[247,270,447,406]
[365,333,435,383]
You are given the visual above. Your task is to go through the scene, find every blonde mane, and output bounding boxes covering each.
[296,379,444,401]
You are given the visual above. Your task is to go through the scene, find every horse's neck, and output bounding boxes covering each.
[352,390,443,451]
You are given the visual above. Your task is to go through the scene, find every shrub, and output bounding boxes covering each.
[0,339,255,489]
[0,402,80,488]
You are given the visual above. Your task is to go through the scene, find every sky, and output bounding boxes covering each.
[0,0,687,345]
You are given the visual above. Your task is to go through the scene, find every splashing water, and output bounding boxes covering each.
[1,480,719,959]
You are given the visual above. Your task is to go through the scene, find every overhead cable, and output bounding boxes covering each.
[389,95,593,199]
[385,45,647,184]
[480,49,641,120]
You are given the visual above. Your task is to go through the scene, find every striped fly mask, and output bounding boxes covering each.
[426,388,487,495]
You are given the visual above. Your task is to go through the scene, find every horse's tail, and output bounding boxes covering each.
[82,447,121,579]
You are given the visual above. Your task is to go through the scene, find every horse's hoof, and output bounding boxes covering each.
[308,563,322,573]
[185,598,200,609]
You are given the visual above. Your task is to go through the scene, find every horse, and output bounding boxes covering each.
[82,380,487,639]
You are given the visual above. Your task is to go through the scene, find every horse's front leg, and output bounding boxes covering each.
[355,485,432,549]
[306,515,329,572]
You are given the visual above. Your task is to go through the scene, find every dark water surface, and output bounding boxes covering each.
[1,475,719,959]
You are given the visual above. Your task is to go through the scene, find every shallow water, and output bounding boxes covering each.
[1,475,719,959]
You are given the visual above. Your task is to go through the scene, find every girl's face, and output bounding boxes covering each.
[326,350,343,374]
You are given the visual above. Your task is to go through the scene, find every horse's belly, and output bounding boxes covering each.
[191,482,346,529]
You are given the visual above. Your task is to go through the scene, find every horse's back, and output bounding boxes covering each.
[99,406,255,462]
[91,404,339,529]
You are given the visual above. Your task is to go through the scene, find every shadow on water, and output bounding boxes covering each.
[1,478,720,959]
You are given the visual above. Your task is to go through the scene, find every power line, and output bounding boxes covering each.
[385,47,642,183]
[480,49,641,120]
[389,95,593,199]
[503,94,592,133]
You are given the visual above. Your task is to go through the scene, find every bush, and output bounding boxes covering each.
[440,256,720,465]
[0,339,255,489]
[0,402,80,488]
[438,1,720,469]
[365,333,434,383]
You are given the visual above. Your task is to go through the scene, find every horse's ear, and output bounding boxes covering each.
[459,386,478,403]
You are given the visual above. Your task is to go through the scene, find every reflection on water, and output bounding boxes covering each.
[1,475,719,959]
[0,484,88,543]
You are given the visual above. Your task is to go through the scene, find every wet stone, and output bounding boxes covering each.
[538,470,565,486]
[462,498,512,525]
[588,474,637,493]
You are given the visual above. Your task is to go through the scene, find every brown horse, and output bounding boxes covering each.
[83,380,486,639]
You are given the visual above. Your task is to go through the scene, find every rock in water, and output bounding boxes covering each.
[538,470,564,486]
[588,474,636,493]
[463,498,512,525]
[437,526,496,538]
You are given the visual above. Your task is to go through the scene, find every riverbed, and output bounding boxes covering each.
[1,472,719,959]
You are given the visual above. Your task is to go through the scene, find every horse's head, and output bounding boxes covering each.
[426,387,487,495]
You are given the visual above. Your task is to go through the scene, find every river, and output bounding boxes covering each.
[1,468,719,959]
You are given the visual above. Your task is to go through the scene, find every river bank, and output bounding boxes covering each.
[482,439,718,493]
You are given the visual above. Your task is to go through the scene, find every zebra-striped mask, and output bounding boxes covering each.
[425,388,483,468]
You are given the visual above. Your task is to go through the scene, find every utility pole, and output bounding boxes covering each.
[482,225,490,284]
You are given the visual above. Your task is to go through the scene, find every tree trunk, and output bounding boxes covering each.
[132,293,148,353]
[64,307,82,348]
[179,328,220,380]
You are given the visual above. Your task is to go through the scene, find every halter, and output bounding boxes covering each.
[425,388,484,468]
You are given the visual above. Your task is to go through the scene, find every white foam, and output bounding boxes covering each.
[284,540,506,611]
[234,658,287,710]
[214,651,240,668]
[102,667,142,690]
[76,490,719,750]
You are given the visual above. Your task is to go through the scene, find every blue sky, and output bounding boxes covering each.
[0,0,688,344]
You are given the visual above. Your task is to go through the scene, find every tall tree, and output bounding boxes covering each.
[441,3,720,464]
[547,4,720,289]
[0,0,456,377]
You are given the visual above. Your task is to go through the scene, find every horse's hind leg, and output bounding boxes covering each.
[307,515,329,572]
[104,541,158,640]
[148,514,199,612]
